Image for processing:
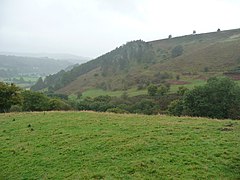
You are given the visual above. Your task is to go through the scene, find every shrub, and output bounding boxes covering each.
[107,107,128,114]
[22,91,50,111]
[168,100,183,116]
[9,105,22,112]
[183,77,240,119]
[0,82,22,112]
[49,99,72,111]
[147,84,158,96]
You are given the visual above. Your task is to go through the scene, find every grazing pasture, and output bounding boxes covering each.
[0,112,239,179]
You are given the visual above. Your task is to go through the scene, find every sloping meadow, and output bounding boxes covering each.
[0,112,239,179]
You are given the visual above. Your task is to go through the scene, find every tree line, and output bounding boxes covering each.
[1,77,240,119]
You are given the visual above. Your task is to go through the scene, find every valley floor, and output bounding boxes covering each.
[0,112,239,179]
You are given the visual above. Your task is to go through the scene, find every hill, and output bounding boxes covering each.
[0,55,73,78]
[1,111,239,179]
[32,28,240,94]
[0,52,91,64]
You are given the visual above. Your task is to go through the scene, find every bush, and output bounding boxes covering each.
[157,84,170,97]
[0,82,22,112]
[22,91,50,111]
[168,100,183,116]
[49,99,72,111]
[107,108,128,114]
[183,77,240,119]
[9,105,22,112]
[147,84,158,96]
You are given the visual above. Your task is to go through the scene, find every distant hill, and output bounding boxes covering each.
[0,55,73,78]
[32,28,240,94]
[0,52,91,64]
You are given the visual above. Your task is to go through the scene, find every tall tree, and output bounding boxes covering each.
[0,82,22,112]
[170,77,240,119]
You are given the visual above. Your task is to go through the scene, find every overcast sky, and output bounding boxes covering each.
[0,0,240,58]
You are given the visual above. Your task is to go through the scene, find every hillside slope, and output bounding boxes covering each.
[1,112,239,179]
[33,28,240,94]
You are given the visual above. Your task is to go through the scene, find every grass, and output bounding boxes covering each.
[170,79,207,93]
[82,88,147,98]
[81,78,240,98]
[14,76,39,82]
[1,111,239,179]
[81,79,206,98]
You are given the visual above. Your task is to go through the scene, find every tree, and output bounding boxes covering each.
[168,100,184,116]
[177,86,189,96]
[168,35,172,39]
[132,99,157,115]
[147,84,158,96]
[22,91,50,111]
[183,77,240,119]
[0,82,22,112]
[193,30,196,34]
[49,99,72,111]
[157,84,170,97]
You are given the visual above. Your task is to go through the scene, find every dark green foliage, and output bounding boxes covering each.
[22,91,50,111]
[147,84,158,96]
[49,99,72,111]
[185,77,240,119]
[156,84,170,97]
[77,96,114,112]
[168,100,184,116]
[171,45,183,58]
[147,83,170,98]
[106,107,128,114]
[94,95,111,103]
[0,82,22,112]
[177,86,189,96]
[170,77,240,119]
[131,99,158,115]
[75,93,177,115]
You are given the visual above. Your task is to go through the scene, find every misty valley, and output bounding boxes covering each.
[1,28,240,179]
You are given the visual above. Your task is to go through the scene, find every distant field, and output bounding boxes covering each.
[81,78,240,98]
[82,88,147,98]
[1,112,239,179]
[2,76,39,89]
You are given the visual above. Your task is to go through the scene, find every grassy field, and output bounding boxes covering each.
[0,112,239,179]
[80,79,240,98]
[82,88,147,98]
[80,79,206,98]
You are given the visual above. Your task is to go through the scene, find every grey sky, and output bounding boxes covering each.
[0,0,240,58]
